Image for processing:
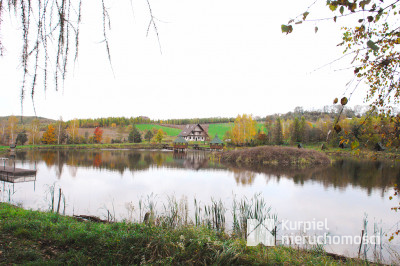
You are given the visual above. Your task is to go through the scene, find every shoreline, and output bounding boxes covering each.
[1,143,399,163]
[0,203,374,265]
[0,142,400,161]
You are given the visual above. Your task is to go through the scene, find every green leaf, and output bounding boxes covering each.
[367,40,379,51]
[340,6,344,15]
[281,24,293,34]
[303,12,309,20]
[329,4,337,11]
[351,140,359,150]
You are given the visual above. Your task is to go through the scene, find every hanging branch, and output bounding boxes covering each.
[146,0,162,54]
[101,0,114,76]
[0,0,82,115]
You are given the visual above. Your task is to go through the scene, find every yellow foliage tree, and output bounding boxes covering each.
[41,125,57,144]
[155,129,164,143]
[67,119,79,143]
[28,119,40,145]
[7,115,18,144]
[231,114,256,145]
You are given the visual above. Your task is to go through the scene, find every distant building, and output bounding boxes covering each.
[210,134,224,150]
[138,116,150,121]
[173,136,188,152]
[179,124,209,142]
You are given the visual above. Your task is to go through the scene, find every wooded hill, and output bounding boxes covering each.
[0,116,55,125]
[64,105,370,128]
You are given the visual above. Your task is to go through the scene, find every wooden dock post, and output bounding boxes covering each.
[0,158,8,170]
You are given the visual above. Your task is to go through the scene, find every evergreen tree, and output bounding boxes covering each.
[292,117,301,143]
[16,131,28,145]
[299,116,307,143]
[128,126,142,143]
[133,129,142,143]
[144,130,154,142]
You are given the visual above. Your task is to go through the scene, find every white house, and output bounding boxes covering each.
[178,124,209,142]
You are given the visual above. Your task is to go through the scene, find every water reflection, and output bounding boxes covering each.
[224,158,399,196]
[13,149,399,196]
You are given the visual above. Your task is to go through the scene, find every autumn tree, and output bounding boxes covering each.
[7,115,18,144]
[155,129,164,143]
[144,130,154,142]
[67,119,80,144]
[0,120,7,145]
[42,125,57,144]
[274,118,283,145]
[283,0,400,115]
[117,126,126,142]
[264,118,275,145]
[93,127,103,144]
[56,117,67,145]
[231,114,257,145]
[223,129,233,142]
[28,119,41,145]
[256,130,267,145]
[299,116,309,143]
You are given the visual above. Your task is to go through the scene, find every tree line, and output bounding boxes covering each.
[224,112,400,150]
[70,116,236,128]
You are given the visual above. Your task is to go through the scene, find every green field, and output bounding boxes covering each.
[208,123,266,139]
[135,124,182,136]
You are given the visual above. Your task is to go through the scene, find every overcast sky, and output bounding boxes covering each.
[0,0,367,121]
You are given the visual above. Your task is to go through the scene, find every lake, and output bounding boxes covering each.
[1,149,399,262]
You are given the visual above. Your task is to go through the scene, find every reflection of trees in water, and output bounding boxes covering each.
[225,158,399,196]
[179,152,209,170]
[232,169,256,185]
[55,151,65,178]
[14,150,397,195]
[42,151,56,168]
[93,153,102,167]
[17,150,223,176]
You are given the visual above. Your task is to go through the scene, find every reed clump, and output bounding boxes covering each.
[218,146,331,167]
[0,201,367,265]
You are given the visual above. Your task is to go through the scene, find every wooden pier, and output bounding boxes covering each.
[0,166,37,182]
[0,158,37,183]
[162,144,214,152]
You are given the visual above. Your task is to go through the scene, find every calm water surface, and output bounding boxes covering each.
[1,149,399,261]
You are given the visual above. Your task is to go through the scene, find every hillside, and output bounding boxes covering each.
[0,116,55,125]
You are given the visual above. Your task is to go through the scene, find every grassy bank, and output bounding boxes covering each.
[302,143,400,161]
[0,203,367,265]
[217,146,331,166]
